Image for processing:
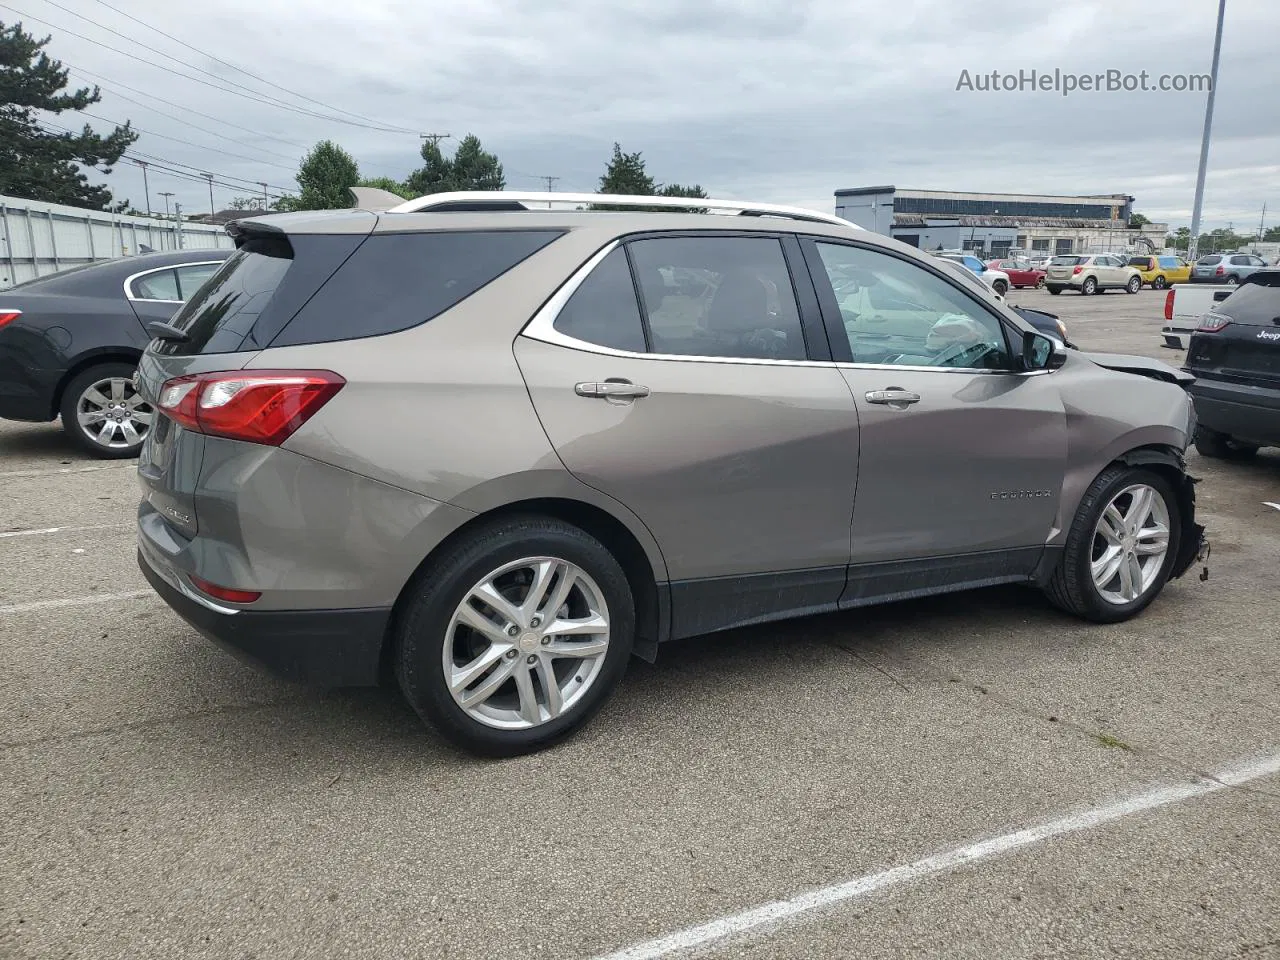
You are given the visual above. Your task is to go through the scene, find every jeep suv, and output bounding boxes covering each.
[134,192,1207,756]
[1185,268,1280,457]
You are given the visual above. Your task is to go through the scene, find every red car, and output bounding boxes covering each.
[987,258,1045,289]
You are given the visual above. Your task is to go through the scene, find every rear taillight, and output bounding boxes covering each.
[189,575,261,605]
[1072,266,1083,275]
[1215,265,1226,276]
[156,370,345,446]
[1164,290,1175,320]
[0,309,21,328]
[1196,314,1231,333]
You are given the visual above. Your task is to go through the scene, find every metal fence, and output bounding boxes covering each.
[0,194,235,289]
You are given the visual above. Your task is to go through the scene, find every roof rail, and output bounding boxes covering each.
[384,191,859,229]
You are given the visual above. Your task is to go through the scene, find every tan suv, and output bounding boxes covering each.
[1045,254,1143,296]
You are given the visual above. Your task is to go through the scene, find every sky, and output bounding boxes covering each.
[10,0,1279,233]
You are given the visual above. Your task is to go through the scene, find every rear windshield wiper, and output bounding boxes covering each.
[146,321,189,343]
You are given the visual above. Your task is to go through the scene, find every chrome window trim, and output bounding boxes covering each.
[123,261,224,304]
[519,238,834,368]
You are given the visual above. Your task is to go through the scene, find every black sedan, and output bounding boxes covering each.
[0,250,230,458]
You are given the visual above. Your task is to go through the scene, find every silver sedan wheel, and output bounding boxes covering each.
[1091,484,1171,605]
[76,376,152,450]
[444,556,611,730]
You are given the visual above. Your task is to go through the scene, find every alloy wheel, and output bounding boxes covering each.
[443,556,611,730]
[1090,483,1171,605]
[76,376,152,450]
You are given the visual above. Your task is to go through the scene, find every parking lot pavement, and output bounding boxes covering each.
[2,295,1278,960]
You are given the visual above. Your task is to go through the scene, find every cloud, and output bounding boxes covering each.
[31,0,1278,231]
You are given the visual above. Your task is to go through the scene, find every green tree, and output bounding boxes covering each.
[1263,225,1280,243]
[0,21,138,210]
[289,140,360,211]
[1128,212,1151,228]
[356,176,410,199]
[1167,226,1191,250]
[227,195,265,211]
[404,134,504,196]
[598,142,656,196]
[658,182,708,213]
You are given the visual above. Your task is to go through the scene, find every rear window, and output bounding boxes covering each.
[1197,255,1222,265]
[1050,256,1085,266]
[1127,257,1152,267]
[1212,279,1280,326]
[153,235,293,356]
[271,229,563,348]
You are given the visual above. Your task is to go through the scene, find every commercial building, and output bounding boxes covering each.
[834,186,1168,258]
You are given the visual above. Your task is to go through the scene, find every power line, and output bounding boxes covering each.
[64,62,309,150]
[85,0,418,134]
[67,70,302,167]
[77,111,299,171]
[0,3,418,133]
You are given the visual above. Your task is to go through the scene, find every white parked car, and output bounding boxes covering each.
[934,253,1012,296]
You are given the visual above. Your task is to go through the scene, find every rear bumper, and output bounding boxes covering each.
[138,548,389,688]
[1189,275,1230,283]
[1187,376,1280,446]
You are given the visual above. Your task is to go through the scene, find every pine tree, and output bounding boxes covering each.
[289,140,360,211]
[0,21,138,209]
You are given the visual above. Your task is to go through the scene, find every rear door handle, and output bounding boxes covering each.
[864,388,921,406]
[575,381,650,400]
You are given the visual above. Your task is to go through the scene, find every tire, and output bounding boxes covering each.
[1081,276,1098,295]
[1126,275,1141,294]
[1225,275,1239,285]
[1035,276,1045,288]
[1047,285,1063,295]
[1194,426,1259,460]
[59,362,152,459]
[395,515,635,756]
[992,280,1009,296]
[1043,466,1182,623]
[1153,275,1167,289]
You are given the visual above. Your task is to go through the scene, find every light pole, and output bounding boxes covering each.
[1188,0,1227,261]
[259,181,269,211]
[134,160,152,216]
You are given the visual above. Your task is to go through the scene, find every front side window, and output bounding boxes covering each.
[552,248,647,353]
[813,242,1011,370]
[131,268,179,301]
[626,236,807,360]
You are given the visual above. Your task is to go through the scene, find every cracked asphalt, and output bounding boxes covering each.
[2,286,1278,960]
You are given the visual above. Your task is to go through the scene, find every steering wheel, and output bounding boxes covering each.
[932,341,997,368]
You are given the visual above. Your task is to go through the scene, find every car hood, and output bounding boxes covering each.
[1076,351,1194,386]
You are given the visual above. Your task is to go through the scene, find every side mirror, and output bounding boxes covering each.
[975,263,986,273]
[1021,330,1064,371]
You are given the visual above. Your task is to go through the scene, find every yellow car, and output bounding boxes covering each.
[1127,255,1191,289]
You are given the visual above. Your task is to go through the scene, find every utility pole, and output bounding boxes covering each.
[1257,201,1267,242]
[174,202,184,249]
[158,191,174,219]
[202,172,215,218]
[540,176,559,208]
[134,160,152,216]
[1188,0,1227,261]
[419,132,451,149]
[259,181,269,211]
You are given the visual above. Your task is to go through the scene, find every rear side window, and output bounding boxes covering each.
[272,230,562,347]
[154,235,293,356]
[553,248,647,353]
[1158,257,1178,268]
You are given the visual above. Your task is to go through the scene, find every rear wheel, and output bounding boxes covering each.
[1126,275,1142,294]
[1194,426,1259,460]
[1044,466,1181,623]
[395,516,635,756]
[1225,275,1239,285]
[1153,275,1167,289]
[1081,276,1098,295]
[1047,285,1062,295]
[59,362,152,459]
[992,279,1009,296]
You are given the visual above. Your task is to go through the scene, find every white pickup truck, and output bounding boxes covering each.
[1161,283,1237,349]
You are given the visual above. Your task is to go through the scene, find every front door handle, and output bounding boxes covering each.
[575,380,650,400]
[865,388,921,406]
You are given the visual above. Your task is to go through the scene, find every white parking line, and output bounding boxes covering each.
[0,523,131,539]
[588,754,1280,960]
[0,463,134,479]
[0,590,153,615]
[1264,502,1280,512]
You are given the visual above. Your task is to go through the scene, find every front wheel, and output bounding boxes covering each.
[992,280,1009,296]
[59,362,153,459]
[395,516,635,756]
[1126,275,1142,294]
[1044,466,1181,623]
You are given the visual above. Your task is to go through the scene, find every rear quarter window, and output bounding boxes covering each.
[271,229,563,347]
